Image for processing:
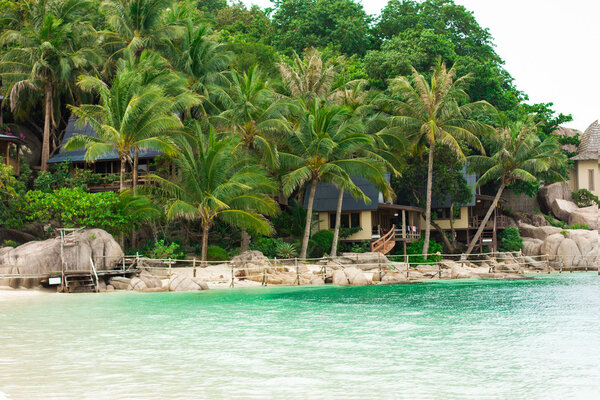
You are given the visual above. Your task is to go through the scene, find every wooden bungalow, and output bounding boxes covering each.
[47,117,162,191]
[305,176,508,255]
[0,133,25,176]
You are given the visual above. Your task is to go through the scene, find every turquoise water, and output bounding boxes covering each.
[1,274,599,399]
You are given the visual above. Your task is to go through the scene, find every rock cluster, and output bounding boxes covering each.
[107,271,210,292]
[519,223,600,268]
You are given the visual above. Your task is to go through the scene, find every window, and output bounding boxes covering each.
[589,169,595,191]
[433,207,460,220]
[329,212,360,229]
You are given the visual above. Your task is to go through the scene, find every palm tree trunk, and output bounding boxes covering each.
[330,187,344,257]
[41,82,52,171]
[422,148,435,259]
[201,222,210,264]
[119,156,126,192]
[300,179,317,259]
[132,147,139,195]
[241,231,250,252]
[465,183,506,256]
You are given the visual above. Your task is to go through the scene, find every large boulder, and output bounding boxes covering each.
[540,233,565,261]
[519,223,561,241]
[109,276,131,290]
[538,182,573,214]
[231,251,271,280]
[332,269,349,286]
[0,229,123,275]
[450,263,478,279]
[556,238,582,267]
[139,270,162,289]
[522,238,544,256]
[550,199,579,222]
[334,252,390,270]
[344,267,370,286]
[568,206,600,230]
[169,274,206,291]
[128,277,148,291]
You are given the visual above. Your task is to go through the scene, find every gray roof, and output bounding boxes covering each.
[572,120,600,161]
[431,172,477,208]
[47,117,162,164]
[0,134,25,144]
[304,177,382,212]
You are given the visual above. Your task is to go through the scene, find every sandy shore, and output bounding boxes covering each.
[0,287,56,302]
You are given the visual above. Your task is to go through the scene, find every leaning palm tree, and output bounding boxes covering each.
[150,125,279,262]
[281,99,385,259]
[465,117,566,256]
[389,60,493,258]
[0,0,102,170]
[65,68,198,191]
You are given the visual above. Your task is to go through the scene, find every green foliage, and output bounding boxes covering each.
[309,230,334,258]
[406,239,442,266]
[206,245,228,261]
[251,236,286,258]
[273,199,307,237]
[33,162,120,192]
[275,241,298,259]
[0,161,27,229]
[149,240,185,260]
[543,214,590,230]
[2,240,17,248]
[572,189,600,208]
[24,188,141,236]
[498,227,523,252]
[340,226,362,239]
[349,241,370,253]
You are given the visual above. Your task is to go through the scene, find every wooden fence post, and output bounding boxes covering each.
[230,264,234,288]
[295,258,299,286]
[378,252,382,282]
[193,257,197,278]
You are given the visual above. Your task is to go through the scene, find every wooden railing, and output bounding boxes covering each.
[470,215,508,229]
[371,225,396,255]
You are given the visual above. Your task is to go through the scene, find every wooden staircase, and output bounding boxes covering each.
[371,225,396,255]
[477,229,495,252]
[64,273,98,293]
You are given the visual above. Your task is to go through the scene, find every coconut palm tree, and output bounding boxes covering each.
[150,124,279,262]
[281,99,388,259]
[217,66,293,250]
[465,117,566,256]
[278,47,342,105]
[64,66,198,191]
[167,17,231,118]
[389,60,493,258]
[101,0,182,62]
[0,0,102,170]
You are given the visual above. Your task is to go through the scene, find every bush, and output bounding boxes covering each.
[251,236,284,258]
[149,240,185,260]
[498,227,523,252]
[207,245,228,261]
[309,229,334,258]
[349,241,370,253]
[275,242,298,259]
[24,188,142,236]
[572,189,599,208]
[406,239,442,266]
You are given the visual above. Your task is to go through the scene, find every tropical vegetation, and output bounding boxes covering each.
[0,0,572,259]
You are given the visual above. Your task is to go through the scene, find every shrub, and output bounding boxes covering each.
[251,236,284,258]
[349,241,370,253]
[275,242,298,259]
[498,227,523,252]
[568,223,589,230]
[149,240,185,260]
[406,239,442,266]
[309,229,334,258]
[2,240,17,248]
[24,188,143,236]
[207,245,228,261]
[572,189,599,208]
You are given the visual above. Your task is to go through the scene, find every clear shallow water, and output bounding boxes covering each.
[1,274,599,400]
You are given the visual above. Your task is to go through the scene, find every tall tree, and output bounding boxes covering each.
[281,99,383,259]
[390,60,492,258]
[0,0,102,170]
[465,118,566,256]
[65,64,198,191]
[150,125,279,262]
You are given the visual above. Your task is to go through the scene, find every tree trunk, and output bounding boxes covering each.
[300,179,317,259]
[201,222,210,264]
[241,230,250,252]
[465,183,506,256]
[330,187,344,257]
[119,156,126,192]
[431,220,455,254]
[422,148,435,259]
[132,147,139,194]
[41,82,52,171]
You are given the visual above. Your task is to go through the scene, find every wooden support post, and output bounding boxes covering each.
[295,258,299,285]
[193,257,197,278]
[402,210,406,240]
[403,241,407,265]
[230,264,234,288]
[378,252,382,282]
[168,258,172,276]
[122,256,125,271]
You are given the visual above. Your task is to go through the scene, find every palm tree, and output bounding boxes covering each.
[167,17,231,118]
[278,47,342,105]
[150,124,279,262]
[0,0,102,170]
[281,99,386,259]
[465,118,566,256]
[389,60,493,258]
[101,0,181,61]
[64,67,198,191]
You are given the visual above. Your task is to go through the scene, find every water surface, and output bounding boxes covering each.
[1,274,599,399]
